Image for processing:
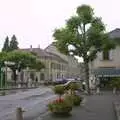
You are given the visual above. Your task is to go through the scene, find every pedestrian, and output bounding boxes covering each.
[96,84,100,95]
[35,76,38,87]
[28,77,32,87]
[82,81,86,91]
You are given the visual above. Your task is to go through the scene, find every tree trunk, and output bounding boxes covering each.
[12,70,17,85]
[84,61,90,95]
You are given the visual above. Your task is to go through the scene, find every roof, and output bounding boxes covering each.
[21,48,68,64]
[109,28,120,38]
[93,68,120,77]
[45,42,56,50]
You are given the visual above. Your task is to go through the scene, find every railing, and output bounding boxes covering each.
[0,81,40,90]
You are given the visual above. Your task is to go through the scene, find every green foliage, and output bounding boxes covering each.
[0,91,6,96]
[53,5,115,61]
[0,52,8,65]
[72,95,82,106]
[30,60,45,71]
[65,94,82,106]
[0,51,44,71]
[0,51,45,81]
[76,5,93,24]
[53,4,116,94]
[53,85,65,96]
[48,98,72,114]
[5,50,36,69]
[9,35,18,51]
[2,36,10,52]
[65,82,80,91]
[109,77,120,89]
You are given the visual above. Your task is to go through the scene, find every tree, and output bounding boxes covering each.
[53,5,115,94]
[9,35,18,51]
[2,36,10,52]
[109,78,120,94]
[0,51,45,83]
[30,60,45,71]
[53,85,65,99]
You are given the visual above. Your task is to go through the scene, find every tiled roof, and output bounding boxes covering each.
[21,48,68,64]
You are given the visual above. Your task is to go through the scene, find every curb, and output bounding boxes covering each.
[0,87,38,91]
[113,102,120,120]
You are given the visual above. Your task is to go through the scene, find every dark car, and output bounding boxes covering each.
[53,78,68,85]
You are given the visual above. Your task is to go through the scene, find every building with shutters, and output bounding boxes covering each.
[20,47,68,83]
[89,28,120,88]
[6,44,81,84]
[45,42,81,79]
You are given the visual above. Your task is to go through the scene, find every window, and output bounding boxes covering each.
[40,73,45,80]
[51,63,54,69]
[57,73,60,78]
[30,72,35,80]
[103,51,109,60]
[20,71,24,81]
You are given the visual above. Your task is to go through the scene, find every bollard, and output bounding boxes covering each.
[16,107,23,120]
[113,87,116,94]
[96,87,100,95]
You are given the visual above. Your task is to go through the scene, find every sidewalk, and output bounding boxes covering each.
[41,92,117,120]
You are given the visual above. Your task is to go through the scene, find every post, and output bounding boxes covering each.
[16,107,23,120]
[5,64,7,88]
[96,87,100,95]
[113,87,116,94]
[0,68,2,88]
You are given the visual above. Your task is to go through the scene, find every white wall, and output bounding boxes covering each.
[91,47,120,69]
[45,44,80,78]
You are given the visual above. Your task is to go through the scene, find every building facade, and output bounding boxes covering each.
[6,43,81,84]
[45,43,81,79]
[90,28,120,88]
[21,47,68,82]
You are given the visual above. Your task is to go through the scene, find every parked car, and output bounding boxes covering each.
[53,78,68,85]
[63,80,83,92]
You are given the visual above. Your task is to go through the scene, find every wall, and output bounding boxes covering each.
[92,46,120,69]
[45,44,81,79]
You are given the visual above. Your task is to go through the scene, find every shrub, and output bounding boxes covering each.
[72,95,82,106]
[48,98,72,114]
[53,85,65,99]
[1,91,6,96]
[64,94,82,106]
[65,82,80,90]
[65,82,80,95]
[109,77,120,89]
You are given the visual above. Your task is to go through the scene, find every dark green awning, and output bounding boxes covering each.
[93,68,120,77]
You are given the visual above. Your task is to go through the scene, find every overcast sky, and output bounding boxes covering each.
[0,0,119,49]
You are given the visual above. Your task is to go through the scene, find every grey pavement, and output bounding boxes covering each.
[0,86,56,120]
[40,91,118,120]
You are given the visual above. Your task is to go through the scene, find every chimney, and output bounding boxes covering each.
[30,45,32,51]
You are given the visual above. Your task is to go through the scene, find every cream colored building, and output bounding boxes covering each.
[21,47,68,82]
[45,43,81,79]
[6,43,81,84]
[90,28,120,88]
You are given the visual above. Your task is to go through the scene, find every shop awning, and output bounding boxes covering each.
[93,68,120,77]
